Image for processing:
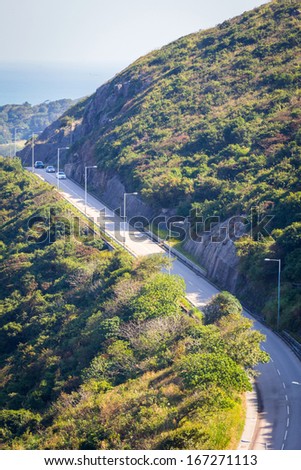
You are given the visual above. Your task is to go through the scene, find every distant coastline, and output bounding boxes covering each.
[0,62,121,105]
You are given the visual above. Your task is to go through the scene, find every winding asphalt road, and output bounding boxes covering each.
[30,168,301,450]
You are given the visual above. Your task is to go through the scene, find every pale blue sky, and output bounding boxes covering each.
[2,0,269,67]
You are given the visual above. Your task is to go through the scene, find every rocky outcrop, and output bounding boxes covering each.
[183,235,240,293]
[182,217,246,293]
[82,79,145,132]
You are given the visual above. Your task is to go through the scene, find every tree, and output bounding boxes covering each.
[218,313,269,371]
[203,292,242,324]
[119,313,191,357]
[133,254,170,280]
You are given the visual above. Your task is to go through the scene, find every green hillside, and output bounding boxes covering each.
[17,2,301,323]
[39,0,299,333]
[0,158,267,449]
[91,1,301,210]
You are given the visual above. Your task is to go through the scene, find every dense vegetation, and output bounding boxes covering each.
[31,0,300,334]
[0,99,76,150]
[0,158,268,449]
[93,1,301,212]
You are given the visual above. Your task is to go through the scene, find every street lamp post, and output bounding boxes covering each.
[84,165,97,214]
[168,225,172,275]
[264,258,281,330]
[31,132,42,172]
[4,130,11,157]
[123,192,138,245]
[57,147,70,189]
[14,127,23,157]
[32,133,36,172]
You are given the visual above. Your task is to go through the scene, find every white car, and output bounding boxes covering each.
[46,165,56,173]
[56,171,67,180]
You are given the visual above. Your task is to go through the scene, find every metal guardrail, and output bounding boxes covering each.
[65,199,138,258]
[243,305,301,363]
[54,174,140,258]
[281,331,301,360]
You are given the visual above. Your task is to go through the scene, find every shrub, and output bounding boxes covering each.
[177,353,251,392]
[203,292,242,324]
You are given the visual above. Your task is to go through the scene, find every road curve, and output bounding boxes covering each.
[250,317,301,450]
[30,168,301,450]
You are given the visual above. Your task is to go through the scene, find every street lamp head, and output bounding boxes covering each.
[133,192,138,195]
[92,165,97,169]
[264,258,271,261]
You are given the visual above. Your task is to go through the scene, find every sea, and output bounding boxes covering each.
[0,62,123,106]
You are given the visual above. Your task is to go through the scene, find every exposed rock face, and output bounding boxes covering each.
[183,235,240,293]
[65,159,155,220]
[19,120,74,166]
[82,79,142,132]
[183,217,247,293]
[101,174,155,220]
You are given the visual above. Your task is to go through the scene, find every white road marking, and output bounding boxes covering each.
[271,358,274,363]
[285,394,288,401]
[292,381,301,385]
[277,369,281,376]
[281,443,285,450]
[283,382,286,389]
[287,406,290,415]
[188,281,193,286]
[284,430,288,441]
[287,418,290,428]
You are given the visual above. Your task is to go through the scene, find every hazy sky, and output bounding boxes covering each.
[2,0,269,67]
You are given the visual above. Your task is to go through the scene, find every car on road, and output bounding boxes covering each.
[34,161,44,169]
[56,171,67,180]
[46,165,56,173]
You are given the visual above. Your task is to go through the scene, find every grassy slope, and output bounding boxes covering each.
[0,158,268,449]
[55,0,301,333]
[17,2,301,332]
[90,0,301,210]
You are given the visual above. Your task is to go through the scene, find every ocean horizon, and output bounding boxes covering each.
[0,62,123,106]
